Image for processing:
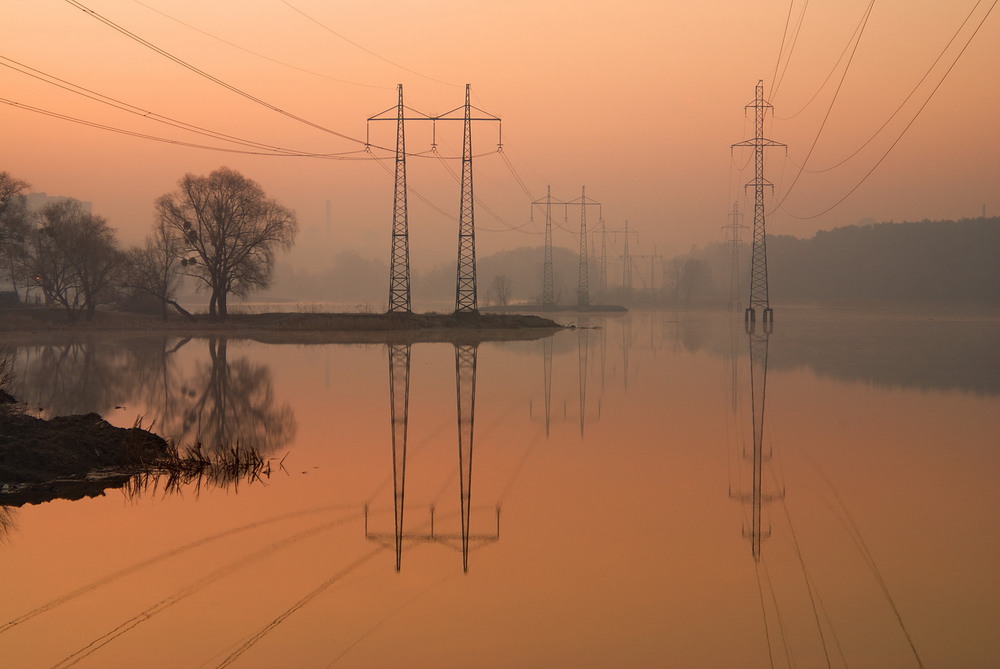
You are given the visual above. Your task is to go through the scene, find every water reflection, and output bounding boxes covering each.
[13,337,296,456]
[730,318,784,562]
[367,342,500,573]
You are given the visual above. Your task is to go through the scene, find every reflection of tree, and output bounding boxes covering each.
[166,338,296,456]
[17,340,134,416]
[15,337,295,457]
[0,506,17,543]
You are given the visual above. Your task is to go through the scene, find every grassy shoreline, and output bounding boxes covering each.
[0,307,565,344]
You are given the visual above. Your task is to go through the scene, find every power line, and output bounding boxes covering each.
[771,0,875,212]
[805,0,988,172]
[768,0,797,99]
[129,0,389,89]
[279,0,459,88]
[0,94,371,158]
[782,0,997,220]
[771,0,811,101]
[0,54,356,157]
[63,0,376,148]
[777,2,872,121]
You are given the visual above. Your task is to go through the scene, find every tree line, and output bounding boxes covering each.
[675,217,1000,304]
[0,167,296,320]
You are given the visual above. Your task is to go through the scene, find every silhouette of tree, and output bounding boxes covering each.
[156,167,297,317]
[0,172,33,301]
[123,221,190,320]
[26,201,123,321]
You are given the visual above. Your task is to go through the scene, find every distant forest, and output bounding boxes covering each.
[267,217,999,307]
[690,217,1000,304]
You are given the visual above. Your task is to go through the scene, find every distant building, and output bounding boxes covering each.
[24,192,93,215]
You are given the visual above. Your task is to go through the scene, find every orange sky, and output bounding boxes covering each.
[2,0,998,272]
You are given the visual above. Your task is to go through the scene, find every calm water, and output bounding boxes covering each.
[1,306,997,668]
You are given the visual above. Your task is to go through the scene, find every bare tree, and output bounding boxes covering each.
[490,274,513,306]
[123,220,192,320]
[26,201,123,321]
[156,167,297,317]
[0,172,32,300]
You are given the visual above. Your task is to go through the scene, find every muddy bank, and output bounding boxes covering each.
[0,411,169,507]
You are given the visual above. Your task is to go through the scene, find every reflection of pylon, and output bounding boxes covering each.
[543,337,553,436]
[387,343,411,570]
[455,343,478,571]
[733,80,784,334]
[364,505,500,567]
[729,330,784,562]
[577,326,589,437]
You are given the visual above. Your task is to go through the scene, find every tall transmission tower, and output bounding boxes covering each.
[455,86,478,313]
[368,84,499,314]
[532,186,564,309]
[622,220,632,296]
[722,202,748,312]
[388,85,411,312]
[368,85,431,313]
[733,80,785,334]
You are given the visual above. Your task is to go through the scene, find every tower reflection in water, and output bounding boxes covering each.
[366,342,500,573]
[730,318,783,562]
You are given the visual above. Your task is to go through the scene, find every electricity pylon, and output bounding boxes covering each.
[563,187,602,309]
[455,87,478,313]
[388,86,411,312]
[722,202,748,312]
[368,84,500,314]
[532,186,565,309]
[733,80,784,334]
[368,85,431,313]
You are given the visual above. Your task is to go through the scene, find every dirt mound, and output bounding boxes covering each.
[0,412,169,505]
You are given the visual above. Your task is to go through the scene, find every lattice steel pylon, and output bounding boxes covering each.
[455,85,478,313]
[388,85,411,313]
[578,186,590,307]
[531,186,560,309]
[561,187,600,309]
[732,80,784,334]
[722,202,748,313]
[622,219,632,296]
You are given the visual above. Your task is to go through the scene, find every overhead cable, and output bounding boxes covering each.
[279,0,459,88]
[782,0,997,220]
[129,0,389,89]
[806,0,988,172]
[63,0,377,148]
[771,0,876,211]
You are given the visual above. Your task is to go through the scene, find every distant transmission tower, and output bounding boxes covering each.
[722,202,748,312]
[733,80,785,333]
[563,187,602,309]
[622,219,632,296]
[532,186,563,309]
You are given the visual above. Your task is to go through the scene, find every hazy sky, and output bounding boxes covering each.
[2,0,997,271]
